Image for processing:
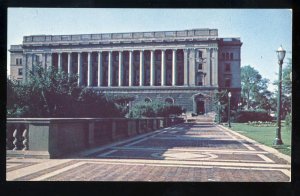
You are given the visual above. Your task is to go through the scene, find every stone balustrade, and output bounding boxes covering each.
[6,117,184,159]
[23,29,218,43]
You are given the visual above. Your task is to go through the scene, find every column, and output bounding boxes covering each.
[58,52,62,71]
[129,50,133,86]
[98,51,103,87]
[118,51,123,86]
[213,48,219,86]
[206,48,211,86]
[87,52,92,86]
[183,48,189,86]
[172,49,177,86]
[43,53,47,69]
[77,52,83,86]
[67,52,72,75]
[139,50,144,86]
[189,48,196,86]
[47,53,52,70]
[23,54,28,83]
[161,49,166,86]
[150,50,155,86]
[108,51,113,87]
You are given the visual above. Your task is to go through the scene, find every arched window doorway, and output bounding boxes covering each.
[144,97,152,103]
[165,97,174,104]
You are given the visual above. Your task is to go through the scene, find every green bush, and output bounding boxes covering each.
[128,101,184,118]
[6,65,125,118]
[233,110,273,123]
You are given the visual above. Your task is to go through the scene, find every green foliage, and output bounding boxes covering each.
[246,121,277,127]
[128,101,184,118]
[230,123,291,156]
[232,110,273,123]
[241,65,271,110]
[213,90,229,122]
[7,64,125,118]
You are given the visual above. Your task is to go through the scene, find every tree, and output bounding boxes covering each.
[241,65,270,110]
[7,64,125,118]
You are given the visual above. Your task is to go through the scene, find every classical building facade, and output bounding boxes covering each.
[9,28,242,114]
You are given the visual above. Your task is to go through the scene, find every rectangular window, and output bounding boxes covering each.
[198,51,202,58]
[167,53,172,60]
[20,58,22,65]
[18,68,23,75]
[198,63,203,70]
[225,63,231,72]
[230,53,233,60]
[16,59,18,65]
[225,79,231,87]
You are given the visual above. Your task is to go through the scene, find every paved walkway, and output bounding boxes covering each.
[6,122,291,181]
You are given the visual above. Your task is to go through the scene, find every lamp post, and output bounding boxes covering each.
[273,45,286,145]
[228,92,231,128]
[218,101,221,124]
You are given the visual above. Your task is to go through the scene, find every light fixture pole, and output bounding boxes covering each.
[218,101,221,124]
[228,92,231,128]
[274,46,286,145]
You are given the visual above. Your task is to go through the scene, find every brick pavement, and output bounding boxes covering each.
[6,122,291,181]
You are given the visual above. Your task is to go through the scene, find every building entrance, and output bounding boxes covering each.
[196,100,205,115]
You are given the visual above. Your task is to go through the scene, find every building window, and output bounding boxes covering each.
[165,97,174,104]
[167,53,172,60]
[222,53,225,59]
[230,53,233,60]
[198,63,203,70]
[16,59,18,65]
[225,63,231,72]
[18,68,23,76]
[198,51,203,58]
[225,79,231,87]
[226,53,229,60]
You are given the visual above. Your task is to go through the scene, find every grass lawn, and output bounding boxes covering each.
[229,123,291,156]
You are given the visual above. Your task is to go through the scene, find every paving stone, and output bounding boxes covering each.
[6,122,291,181]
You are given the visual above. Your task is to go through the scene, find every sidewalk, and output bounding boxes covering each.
[6,122,290,181]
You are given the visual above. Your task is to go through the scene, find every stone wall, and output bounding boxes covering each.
[6,117,184,159]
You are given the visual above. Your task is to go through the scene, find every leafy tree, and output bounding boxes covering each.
[7,64,125,118]
[241,65,270,110]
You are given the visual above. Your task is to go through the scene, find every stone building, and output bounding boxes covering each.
[9,28,242,114]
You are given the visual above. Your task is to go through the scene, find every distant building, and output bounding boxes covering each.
[9,28,242,114]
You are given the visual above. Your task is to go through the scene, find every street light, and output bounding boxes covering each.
[218,101,221,124]
[274,45,286,145]
[228,92,231,128]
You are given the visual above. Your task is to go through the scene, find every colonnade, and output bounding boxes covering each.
[24,47,218,87]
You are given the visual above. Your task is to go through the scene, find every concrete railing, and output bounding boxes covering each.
[23,29,218,43]
[6,117,184,159]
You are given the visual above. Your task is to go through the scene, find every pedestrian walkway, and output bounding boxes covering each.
[6,122,291,181]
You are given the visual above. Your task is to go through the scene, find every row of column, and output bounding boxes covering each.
[54,50,179,87]
[24,47,218,87]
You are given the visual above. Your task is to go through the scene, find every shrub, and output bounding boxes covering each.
[6,65,125,118]
[128,101,184,118]
[233,110,273,123]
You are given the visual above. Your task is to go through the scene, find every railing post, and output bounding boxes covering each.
[22,128,28,151]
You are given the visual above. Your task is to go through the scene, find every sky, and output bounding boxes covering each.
[7,8,292,91]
